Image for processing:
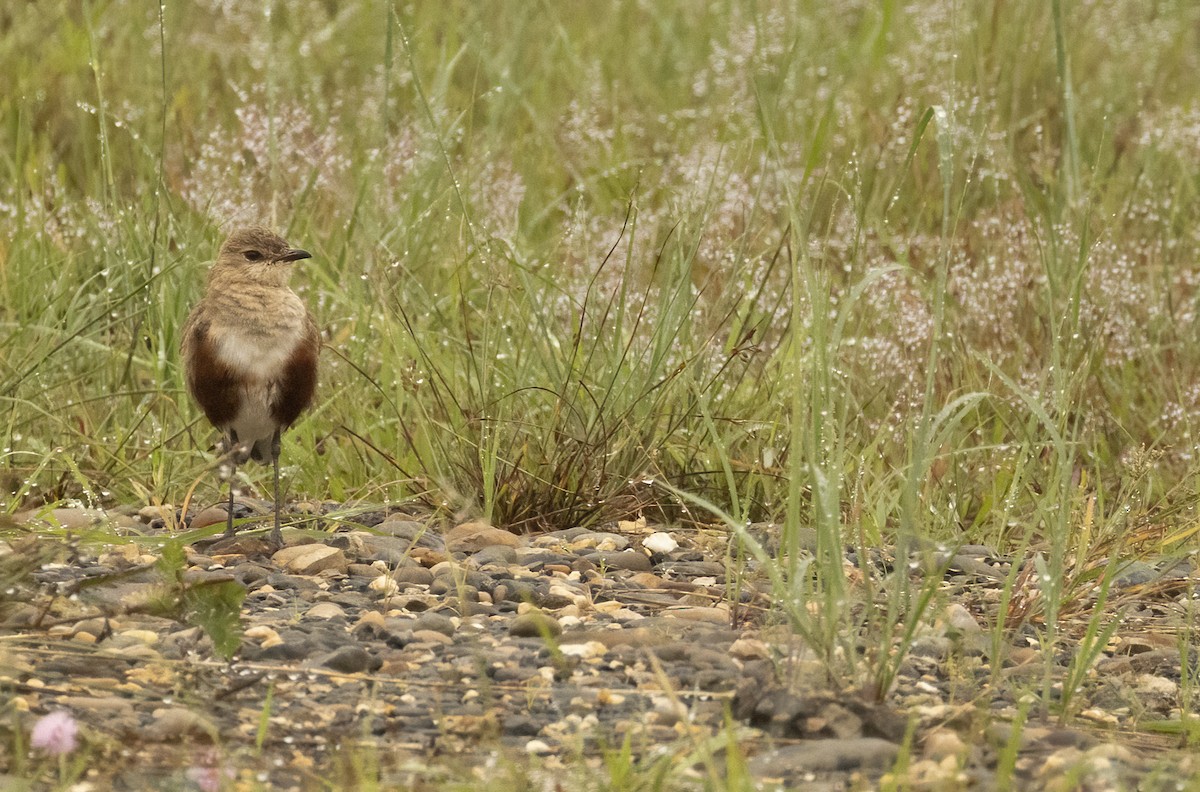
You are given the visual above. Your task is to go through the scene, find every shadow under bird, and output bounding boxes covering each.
[181,227,320,546]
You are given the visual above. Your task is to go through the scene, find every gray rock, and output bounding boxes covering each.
[566,531,630,551]
[271,544,348,575]
[471,545,519,566]
[356,535,420,565]
[581,550,652,572]
[392,566,434,586]
[445,521,521,553]
[316,645,380,674]
[749,738,900,776]
[411,612,457,636]
[529,526,591,545]
[1112,560,1159,588]
[508,611,562,638]
[656,560,725,578]
[145,707,219,742]
[372,519,444,550]
[502,713,541,736]
[492,579,544,604]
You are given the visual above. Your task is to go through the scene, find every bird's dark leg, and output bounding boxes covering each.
[225,468,236,537]
[269,427,283,547]
[222,431,241,537]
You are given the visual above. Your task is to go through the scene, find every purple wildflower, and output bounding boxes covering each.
[30,710,79,756]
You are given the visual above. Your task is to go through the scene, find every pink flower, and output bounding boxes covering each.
[186,750,233,792]
[30,710,78,756]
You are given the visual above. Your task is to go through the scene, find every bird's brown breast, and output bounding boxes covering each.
[182,302,319,435]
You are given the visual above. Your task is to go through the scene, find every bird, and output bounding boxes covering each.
[181,227,320,546]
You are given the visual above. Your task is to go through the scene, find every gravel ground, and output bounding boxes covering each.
[2,502,1198,790]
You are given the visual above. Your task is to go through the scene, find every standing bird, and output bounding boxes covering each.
[181,227,320,546]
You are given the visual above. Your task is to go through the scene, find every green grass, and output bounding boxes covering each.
[4,0,1200,787]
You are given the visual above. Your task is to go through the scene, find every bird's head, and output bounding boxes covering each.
[213,226,311,287]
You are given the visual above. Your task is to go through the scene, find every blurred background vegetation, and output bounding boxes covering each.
[2,1,1200,558]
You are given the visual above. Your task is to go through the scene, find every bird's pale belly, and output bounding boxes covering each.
[214,326,304,377]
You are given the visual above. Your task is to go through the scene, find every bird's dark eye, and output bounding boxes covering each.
[243,250,264,262]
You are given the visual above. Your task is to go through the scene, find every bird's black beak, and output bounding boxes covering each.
[279,248,312,262]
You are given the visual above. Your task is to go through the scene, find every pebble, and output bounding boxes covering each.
[189,507,230,530]
[368,574,400,595]
[566,531,629,551]
[15,508,132,530]
[271,545,348,575]
[411,612,457,636]
[471,545,519,566]
[663,606,728,624]
[642,531,678,554]
[146,707,219,741]
[315,645,380,674]
[509,611,562,638]
[305,602,347,620]
[9,508,1195,790]
[580,550,652,572]
[750,738,901,776]
[409,630,453,646]
[393,566,434,586]
[444,521,521,553]
[372,520,443,549]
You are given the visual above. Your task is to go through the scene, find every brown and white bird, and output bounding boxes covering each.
[181,227,320,546]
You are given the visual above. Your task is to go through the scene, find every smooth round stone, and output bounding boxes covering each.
[1113,561,1159,588]
[146,707,219,741]
[411,612,457,636]
[368,574,400,595]
[181,568,238,586]
[305,602,347,620]
[943,603,982,633]
[265,572,321,591]
[656,560,725,578]
[189,507,230,531]
[244,625,283,648]
[444,521,521,553]
[60,695,136,718]
[755,738,901,776]
[71,617,113,637]
[508,611,562,638]
[409,629,453,646]
[392,566,434,586]
[372,519,445,549]
[502,713,541,736]
[493,579,544,604]
[393,594,438,612]
[316,645,380,674]
[664,606,729,624]
[642,532,679,554]
[580,550,652,572]
[471,545,519,566]
[231,564,271,585]
[352,617,411,648]
[515,551,578,570]
[529,527,590,546]
[119,629,160,645]
[566,531,630,551]
[429,579,479,599]
[430,569,492,593]
[355,535,420,565]
[271,544,348,575]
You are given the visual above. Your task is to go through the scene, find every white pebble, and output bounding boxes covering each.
[525,739,552,755]
[642,532,678,554]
